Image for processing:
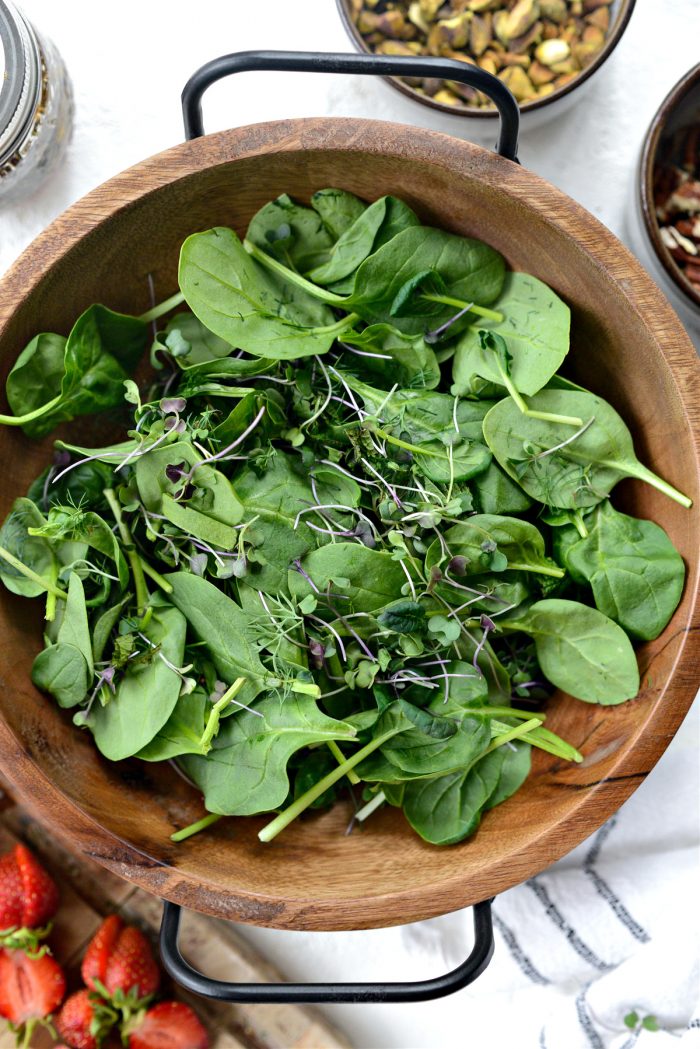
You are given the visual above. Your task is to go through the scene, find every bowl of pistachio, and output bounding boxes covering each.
[337,0,636,124]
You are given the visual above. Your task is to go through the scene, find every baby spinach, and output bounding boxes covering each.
[179,694,355,816]
[179,228,349,359]
[31,643,90,709]
[308,196,419,286]
[502,598,640,704]
[425,515,563,579]
[156,312,233,365]
[289,543,409,613]
[452,273,570,397]
[553,500,685,640]
[165,572,268,708]
[88,602,187,759]
[3,305,149,438]
[403,747,508,845]
[483,390,692,509]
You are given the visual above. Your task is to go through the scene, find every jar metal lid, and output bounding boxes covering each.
[0,0,41,165]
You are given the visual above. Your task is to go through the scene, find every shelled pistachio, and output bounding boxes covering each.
[347,0,615,110]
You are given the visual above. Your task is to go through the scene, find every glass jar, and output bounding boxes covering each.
[0,0,73,205]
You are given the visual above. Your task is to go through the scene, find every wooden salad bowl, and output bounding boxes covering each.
[0,114,698,933]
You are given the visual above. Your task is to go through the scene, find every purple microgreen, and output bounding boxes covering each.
[160,396,187,414]
[360,457,403,508]
[301,355,333,430]
[472,614,496,669]
[423,304,473,345]
[307,613,347,663]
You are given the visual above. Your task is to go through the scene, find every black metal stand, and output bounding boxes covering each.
[160,898,494,1003]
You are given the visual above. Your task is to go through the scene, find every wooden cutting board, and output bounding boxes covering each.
[0,781,351,1049]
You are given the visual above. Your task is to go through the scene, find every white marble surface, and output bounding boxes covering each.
[1,3,699,1048]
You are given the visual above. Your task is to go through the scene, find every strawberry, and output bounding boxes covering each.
[82,916,160,1002]
[56,991,99,1049]
[56,988,125,1049]
[127,1002,209,1049]
[0,946,66,1043]
[0,844,59,936]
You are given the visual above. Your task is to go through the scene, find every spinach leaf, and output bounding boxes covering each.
[310,188,366,239]
[452,273,570,397]
[484,740,531,809]
[28,460,114,513]
[31,643,90,709]
[233,453,317,595]
[6,306,149,438]
[166,572,268,707]
[179,228,342,360]
[88,603,187,759]
[28,507,129,590]
[57,573,93,676]
[136,690,209,761]
[179,694,355,815]
[553,500,685,640]
[134,439,244,545]
[308,196,419,286]
[425,515,562,579]
[471,461,533,514]
[157,311,233,364]
[341,324,441,390]
[483,390,691,509]
[382,714,491,778]
[502,598,639,704]
[289,544,409,613]
[402,747,507,844]
[0,498,57,598]
[247,193,335,272]
[343,226,506,333]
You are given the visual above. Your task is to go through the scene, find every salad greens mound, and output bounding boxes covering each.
[0,188,689,846]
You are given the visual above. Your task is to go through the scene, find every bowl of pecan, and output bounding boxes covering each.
[639,64,700,329]
[337,0,636,126]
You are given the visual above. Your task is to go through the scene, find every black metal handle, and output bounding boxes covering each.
[159,898,494,1004]
[181,50,519,163]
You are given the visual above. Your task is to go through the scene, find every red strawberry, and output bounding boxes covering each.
[128,1002,209,1049]
[0,947,66,1041]
[0,843,59,930]
[82,916,160,1001]
[82,915,123,991]
[56,990,99,1049]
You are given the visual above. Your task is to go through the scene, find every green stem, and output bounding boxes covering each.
[495,359,583,427]
[423,293,504,323]
[468,706,546,720]
[327,740,360,785]
[370,425,450,461]
[486,717,543,753]
[507,561,565,579]
[138,555,174,593]
[0,545,67,600]
[243,239,345,305]
[104,488,149,613]
[313,313,361,336]
[171,813,223,843]
[614,462,692,509]
[489,718,582,762]
[259,729,399,843]
[355,790,386,822]
[572,510,589,539]
[139,290,186,325]
[200,677,247,751]
[0,393,63,427]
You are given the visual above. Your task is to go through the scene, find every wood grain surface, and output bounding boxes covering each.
[0,778,351,1049]
[0,118,698,932]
